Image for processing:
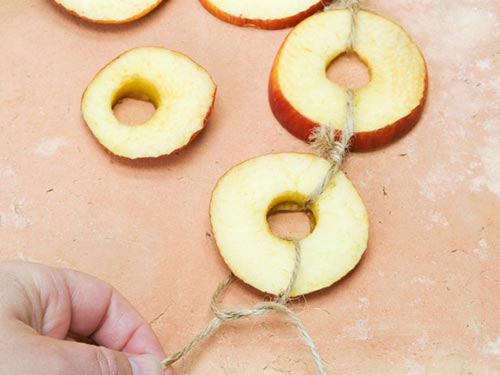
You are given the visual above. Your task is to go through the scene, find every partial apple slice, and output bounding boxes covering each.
[81,47,216,159]
[210,153,369,297]
[52,0,164,24]
[199,0,331,30]
[269,10,428,151]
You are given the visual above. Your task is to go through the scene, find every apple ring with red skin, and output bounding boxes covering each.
[210,153,369,297]
[269,9,428,151]
[199,0,331,30]
[51,0,164,24]
[81,47,216,159]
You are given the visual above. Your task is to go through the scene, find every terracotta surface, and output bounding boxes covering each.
[1,1,499,374]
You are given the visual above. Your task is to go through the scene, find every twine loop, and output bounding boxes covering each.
[161,241,327,375]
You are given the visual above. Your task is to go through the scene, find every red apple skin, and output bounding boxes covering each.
[81,47,217,160]
[199,0,332,30]
[269,72,428,151]
[51,0,164,24]
[268,14,428,151]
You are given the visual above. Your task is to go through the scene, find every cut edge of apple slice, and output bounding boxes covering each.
[209,152,369,297]
[269,9,428,151]
[81,46,217,159]
[199,0,331,30]
[52,0,164,24]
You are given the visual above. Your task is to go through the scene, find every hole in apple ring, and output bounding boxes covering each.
[112,79,159,126]
[326,51,371,91]
[267,201,316,240]
[113,97,157,126]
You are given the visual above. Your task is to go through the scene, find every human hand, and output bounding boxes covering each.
[0,261,172,375]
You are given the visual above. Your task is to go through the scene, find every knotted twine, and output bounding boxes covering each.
[307,90,355,207]
[160,2,360,373]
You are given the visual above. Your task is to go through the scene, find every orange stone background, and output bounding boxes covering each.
[1,1,499,374]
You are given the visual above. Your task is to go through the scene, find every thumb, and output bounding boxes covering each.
[17,334,167,375]
[67,345,165,375]
[128,354,166,375]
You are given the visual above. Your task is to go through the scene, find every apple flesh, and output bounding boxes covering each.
[81,47,216,159]
[51,0,164,24]
[269,10,428,151]
[199,0,331,30]
[210,153,369,297]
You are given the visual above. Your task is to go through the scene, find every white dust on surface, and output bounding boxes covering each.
[1,166,30,230]
[404,358,426,375]
[410,275,436,288]
[418,164,466,201]
[0,199,31,229]
[358,297,369,309]
[413,331,430,350]
[34,137,68,157]
[1,166,15,178]
[441,7,498,55]
[471,136,500,196]
[472,238,490,261]
[412,1,500,202]
[482,336,500,358]
[343,296,371,340]
[344,318,371,341]
[425,211,450,230]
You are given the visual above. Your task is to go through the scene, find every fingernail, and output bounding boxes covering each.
[129,354,164,375]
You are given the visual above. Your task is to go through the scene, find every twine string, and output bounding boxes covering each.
[161,241,327,375]
[307,90,355,206]
[324,0,361,51]
[160,2,361,373]
[345,0,360,51]
[307,0,360,204]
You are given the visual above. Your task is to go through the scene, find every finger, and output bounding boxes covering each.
[0,261,166,360]
[60,268,166,359]
[2,322,166,375]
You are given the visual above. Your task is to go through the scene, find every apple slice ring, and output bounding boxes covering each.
[210,153,369,297]
[199,0,331,30]
[51,0,164,24]
[81,47,217,159]
[269,9,428,151]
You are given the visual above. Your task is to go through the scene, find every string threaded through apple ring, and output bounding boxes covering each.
[160,241,327,375]
[161,3,361,373]
[305,0,361,204]
[307,90,355,206]
[325,0,361,50]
